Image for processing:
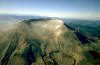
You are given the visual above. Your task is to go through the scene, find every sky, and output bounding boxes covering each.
[0,0,100,18]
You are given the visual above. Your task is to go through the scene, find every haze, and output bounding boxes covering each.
[0,0,100,19]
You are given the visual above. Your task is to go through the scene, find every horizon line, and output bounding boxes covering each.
[0,13,100,20]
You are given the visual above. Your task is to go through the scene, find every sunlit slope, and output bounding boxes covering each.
[0,19,100,65]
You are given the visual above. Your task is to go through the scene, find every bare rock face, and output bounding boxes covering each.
[0,19,99,65]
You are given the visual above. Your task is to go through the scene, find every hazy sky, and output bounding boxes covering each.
[0,0,100,18]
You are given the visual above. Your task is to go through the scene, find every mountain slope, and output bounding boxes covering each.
[0,19,100,65]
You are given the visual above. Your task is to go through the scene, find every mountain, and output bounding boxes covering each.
[0,18,100,65]
[66,19,100,39]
